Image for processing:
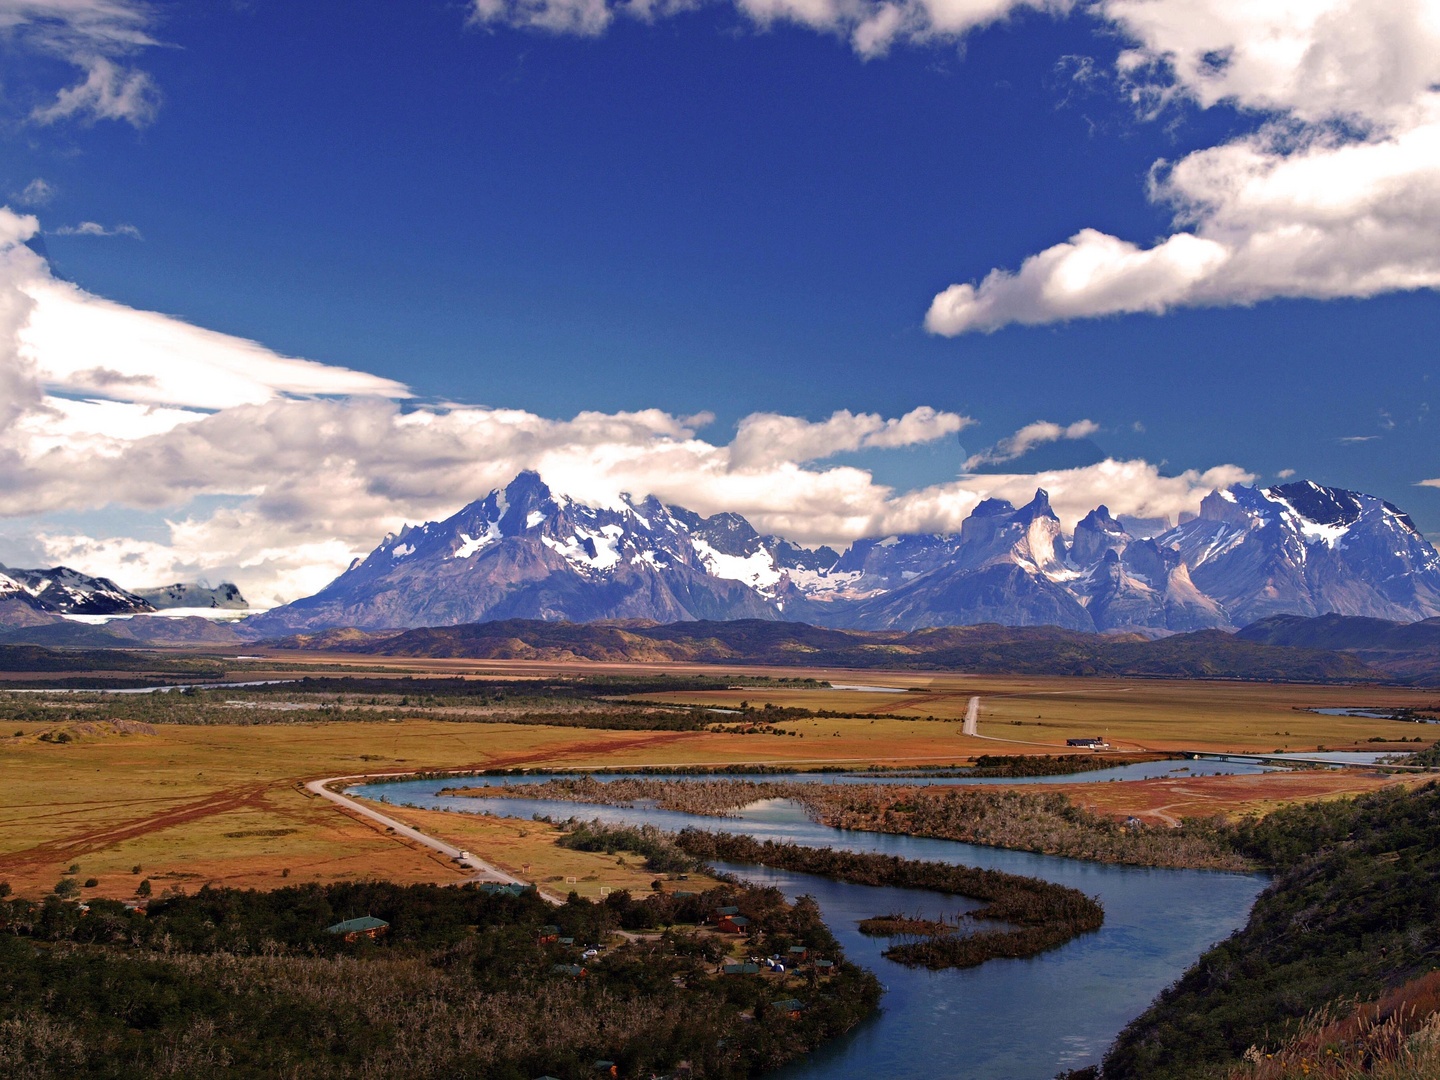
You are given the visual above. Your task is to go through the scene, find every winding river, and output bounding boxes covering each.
[347,775,1267,1080]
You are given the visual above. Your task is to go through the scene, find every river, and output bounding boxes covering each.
[347,776,1266,1080]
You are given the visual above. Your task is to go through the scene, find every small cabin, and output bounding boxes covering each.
[481,882,537,897]
[552,963,586,977]
[714,905,740,919]
[814,959,834,975]
[594,1061,618,1077]
[325,916,389,943]
[723,962,760,975]
[717,914,750,934]
[1067,737,1109,749]
[787,945,807,960]
[558,936,575,946]
[538,924,561,944]
[771,998,805,1020]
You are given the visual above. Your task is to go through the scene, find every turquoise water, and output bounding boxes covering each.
[348,778,1265,1080]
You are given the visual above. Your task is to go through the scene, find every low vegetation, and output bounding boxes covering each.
[1101,783,1440,1080]
[267,618,1389,683]
[670,829,1104,970]
[1218,972,1440,1080]
[0,879,879,1079]
[456,778,1253,870]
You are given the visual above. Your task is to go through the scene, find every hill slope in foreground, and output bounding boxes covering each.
[266,618,1388,683]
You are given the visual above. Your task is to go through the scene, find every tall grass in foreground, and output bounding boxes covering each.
[1222,972,1440,1080]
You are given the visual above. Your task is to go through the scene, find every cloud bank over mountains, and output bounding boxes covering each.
[0,208,1250,605]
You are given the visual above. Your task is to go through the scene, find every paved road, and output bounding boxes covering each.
[306,775,540,889]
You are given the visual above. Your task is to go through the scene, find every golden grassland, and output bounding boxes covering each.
[1,658,1433,902]
[221,649,1439,753]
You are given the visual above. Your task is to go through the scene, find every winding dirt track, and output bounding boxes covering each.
[0,783,281,872]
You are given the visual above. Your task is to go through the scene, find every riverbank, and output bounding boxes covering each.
[1102,782,1440,1080]
[443,777,1256,870]
[0,878,881,1079]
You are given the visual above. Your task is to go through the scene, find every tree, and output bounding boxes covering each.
[136,879,152,897]
[54,878,80,899]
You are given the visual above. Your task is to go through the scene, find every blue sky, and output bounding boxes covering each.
[1,0,1438,600]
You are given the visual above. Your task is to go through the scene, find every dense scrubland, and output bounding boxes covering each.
[0,879,878,1080]
[1099,783,1440,1080]
[555,819,1102,971]
[1216,971,1440,1080]
[0,674,881,733]
[273,619,1389,683]
[454,777,1255,870]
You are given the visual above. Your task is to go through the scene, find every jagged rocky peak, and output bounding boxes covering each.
[1071,505,1131,565]
[690,512,763,557]
[1267,480,1365,529]
[245,470,1440,636]
[0,564,155,615]
[497,471,558,535]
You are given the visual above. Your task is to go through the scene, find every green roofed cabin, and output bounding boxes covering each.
[325,916,389,942]
[552,964,586,977]
[787,945,807,959]
[481,882,537,897]
[722,962,760,975]
[771,999,805,1019]
[595,1061,618,1076]
[717,914,750,933]
[715,905,740,917]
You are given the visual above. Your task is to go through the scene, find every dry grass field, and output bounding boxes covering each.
[2,654,1432,902]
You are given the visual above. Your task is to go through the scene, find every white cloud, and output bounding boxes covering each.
[1421,478,1440,489]
[927,1,1440,333]
[0,1,160,126]
[13,178,56,207]
[51,220,141,238]
[1276,468,1295,478]
[962,418,1097,469]
[468,0,1065,57]
[2,216,409,410]
[729,406,970,470]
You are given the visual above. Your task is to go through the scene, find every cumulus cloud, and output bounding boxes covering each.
[962,418,1097,469]
[927,0,1440,333]
[729,406,970,470]
[0,0,161,126]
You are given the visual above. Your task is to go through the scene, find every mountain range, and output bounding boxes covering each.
[243,471,1440,637]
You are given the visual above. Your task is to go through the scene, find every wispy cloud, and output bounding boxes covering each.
[0,1,162,127]
[51,221,142,238]
[467,0,1068,56]
[1339,435,1380,444]
[12,178,56,207]
[963,419,1098,470]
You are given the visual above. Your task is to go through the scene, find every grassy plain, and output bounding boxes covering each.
[1,653,1432,902]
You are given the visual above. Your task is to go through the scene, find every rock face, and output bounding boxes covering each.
[0,565,154,617]
[245,472,1440,635]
